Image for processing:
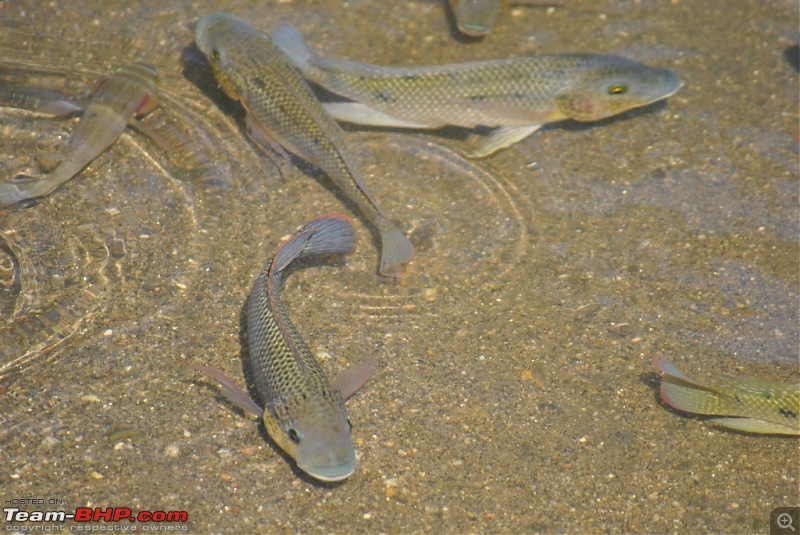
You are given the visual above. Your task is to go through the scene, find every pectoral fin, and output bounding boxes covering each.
[191,363,264,417]
[245,112,293,168]
[323,102,430,129]
[332,358,377,400]
[467,124,541,158]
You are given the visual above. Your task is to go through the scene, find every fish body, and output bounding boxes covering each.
[0,62,159,206]
[196,214,374,482]
[272,24,682,157]
[195,13,413,276]
[654,359,800,435]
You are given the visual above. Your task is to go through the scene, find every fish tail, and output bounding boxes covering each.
[270,214,356,275]
[659,380,724,416]
[654,359,727,416]
[272,24,317,71]
[377,219,415,277]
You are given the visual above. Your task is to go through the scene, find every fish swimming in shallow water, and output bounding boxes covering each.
[272,24,682,157]
[449,0,562,37]
[450,0,505,37]
[0,62,159,206]
[653,358,800,435]
[195,12,414,276]
[194,214,376,482]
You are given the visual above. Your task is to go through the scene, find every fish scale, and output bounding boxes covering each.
[195,13,413,276]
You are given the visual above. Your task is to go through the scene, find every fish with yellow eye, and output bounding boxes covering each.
[193,214,376,482]
[272,24,682,157]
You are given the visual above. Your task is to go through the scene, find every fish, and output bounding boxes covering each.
[272,24,682,157]
[450,0,504,37]
[0,62,159,206]
[193,214,376,482]
[194,12,414,276]
[448,1,564,37]
[653,358,800,435]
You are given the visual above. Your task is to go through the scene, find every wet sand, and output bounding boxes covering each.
[1,0,797,533]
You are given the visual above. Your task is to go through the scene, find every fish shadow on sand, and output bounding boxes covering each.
[783,43,800,71]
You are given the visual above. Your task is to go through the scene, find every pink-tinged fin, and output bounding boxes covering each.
[710,417,800,436]
[191,363,263,417]
[332,358,377,400]
[135,93,158,116]
[270,214,356,276]
[654,358,724,416]
[658,380,723,416]
[653,358,705,386]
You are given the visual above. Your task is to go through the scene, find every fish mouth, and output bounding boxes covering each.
[298,461,356,482]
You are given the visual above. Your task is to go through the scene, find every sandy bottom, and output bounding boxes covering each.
[1,0,797,532]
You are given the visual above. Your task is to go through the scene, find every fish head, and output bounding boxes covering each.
[555,56,682,121]
[195,13,247,101]
[264,392,356,482]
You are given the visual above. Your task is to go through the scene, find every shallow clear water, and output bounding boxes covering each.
[1,1,797,533]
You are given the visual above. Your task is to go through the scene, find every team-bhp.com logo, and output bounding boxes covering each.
[4,506,188,525]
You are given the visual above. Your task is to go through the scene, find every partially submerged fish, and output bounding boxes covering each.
[450,0,504,37]
[272,24,682,157]
[195,12,414,276]
[0,62,159,206]
[449,0,561,37]
[194,214,376,482]
[653,358,800,435]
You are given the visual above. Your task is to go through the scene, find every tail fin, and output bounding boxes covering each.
[270,214,356,275]
[378,221,415,277]
[272,24,317,71]
[654,359,725,416]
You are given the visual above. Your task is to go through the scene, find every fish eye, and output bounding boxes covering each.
[607,84,628,95]
[210,49,220,61]
[288,428,300,444]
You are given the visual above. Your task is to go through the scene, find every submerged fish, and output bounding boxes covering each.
[450,0,504,37]
[272,24,682,157]
[195,12,414,276]
[654,359,800,435]
[194,214,376,482]
[0,62,159,206]
[450,0,562,37]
